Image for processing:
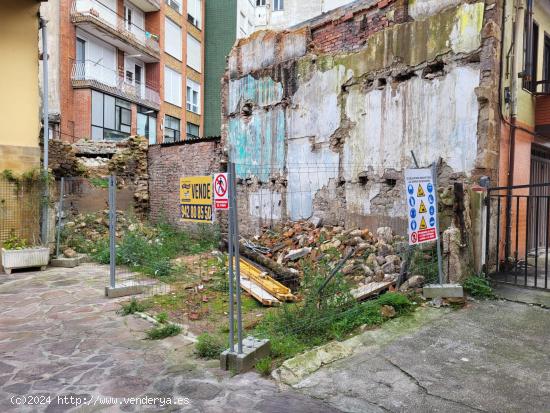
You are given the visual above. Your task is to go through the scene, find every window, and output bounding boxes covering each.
[166,0,182,14]
[273,0,283,11]
[164,66,182,106]
[187,0,201,29]
[187,34,201,72]
[137,106,157,144]
[523,11,539,92]
[256,0,265,6]
[164,115,180,142]
[186,122,200,139]
[186,79,200,113]
[165,18,182,60]
[91,91,131,141]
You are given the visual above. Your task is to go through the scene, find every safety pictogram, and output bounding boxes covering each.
[419,200,427,214]
[419,216,427,230]
[417,184,426,197]
[213,173,229,210]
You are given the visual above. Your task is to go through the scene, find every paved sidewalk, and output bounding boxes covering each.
[291,300,550,413]
[0,265,338,413]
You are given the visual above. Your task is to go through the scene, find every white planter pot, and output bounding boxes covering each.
[1,248,50,274]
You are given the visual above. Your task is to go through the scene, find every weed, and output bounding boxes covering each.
[409,246,439,284]
[255,357,272,376]
[119,298,148,315]
[146,323,181,340]
[195,333,226,359]
[89,177,109,188]
[463,274,495,299]
[156,312,168,324]
[254,257,415,363]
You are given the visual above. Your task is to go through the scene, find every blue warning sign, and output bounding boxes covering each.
[405,168,439,246]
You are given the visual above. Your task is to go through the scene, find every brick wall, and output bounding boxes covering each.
[148,138,222,228]
[311,0,407,53]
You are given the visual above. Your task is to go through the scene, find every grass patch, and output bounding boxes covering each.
[119,298,149,315]
[463,274,495,299]
[89,177,109,188]
[253,257,416,363]
[195,333,226,359]
[146,323,181,340]
[75,219,220,278]
[255,357,272,376]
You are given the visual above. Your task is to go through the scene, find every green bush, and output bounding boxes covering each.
[463,275,495,299]
[119,298,148,315]
[146,324,181,340]
[255,357,272,376]
[195,333,225,359]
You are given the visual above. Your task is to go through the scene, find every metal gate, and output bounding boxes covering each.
[485,182,550,290]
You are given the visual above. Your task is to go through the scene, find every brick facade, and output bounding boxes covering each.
[148,139,222,227]
[310,0,407,53]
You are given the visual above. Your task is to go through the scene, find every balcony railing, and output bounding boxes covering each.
[71,60,160,108]
[71,0,160,55]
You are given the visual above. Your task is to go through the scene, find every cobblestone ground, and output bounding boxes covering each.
[0,264,339,413]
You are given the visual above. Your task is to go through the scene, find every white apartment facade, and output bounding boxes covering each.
[237,0,358,38]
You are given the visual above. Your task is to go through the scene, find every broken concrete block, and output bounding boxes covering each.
[284,247,311,261]
[310,216,323,228]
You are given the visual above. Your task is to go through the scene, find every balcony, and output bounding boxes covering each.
[71,60,160,109]
[71,0,160,62]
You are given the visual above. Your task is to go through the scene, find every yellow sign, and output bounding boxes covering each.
[180,176,213,223]
[419,216,427,230]
[419,200,427,214]
[417,184,426,197]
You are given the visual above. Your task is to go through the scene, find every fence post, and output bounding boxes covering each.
[227,166,235,353]
[230,162,243,354]
[432,163,445,285]
[109,175,116,289]
[56,177,65,258]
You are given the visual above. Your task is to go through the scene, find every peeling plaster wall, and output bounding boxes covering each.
[223,1,501,235]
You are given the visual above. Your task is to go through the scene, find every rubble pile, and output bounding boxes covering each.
[62,210,153,251]
[249,221,425,293]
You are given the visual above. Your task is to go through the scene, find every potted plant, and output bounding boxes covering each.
[1,231,49,274]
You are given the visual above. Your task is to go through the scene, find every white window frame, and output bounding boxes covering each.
[186,34,202,73]
[256,0,266,6]
[273,0,283,11]
[164,66,182,107]
[186,79,200,114]
[165,17,182,61]
[187,0,202,29]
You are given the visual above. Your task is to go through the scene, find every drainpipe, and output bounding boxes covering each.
[505,0,526,263]
[39,15,49,246]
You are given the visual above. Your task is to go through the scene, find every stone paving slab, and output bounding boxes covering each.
[0,264,339,413]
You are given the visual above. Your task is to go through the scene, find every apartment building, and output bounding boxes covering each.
[0,0,46,172]
[41,0,204,144]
